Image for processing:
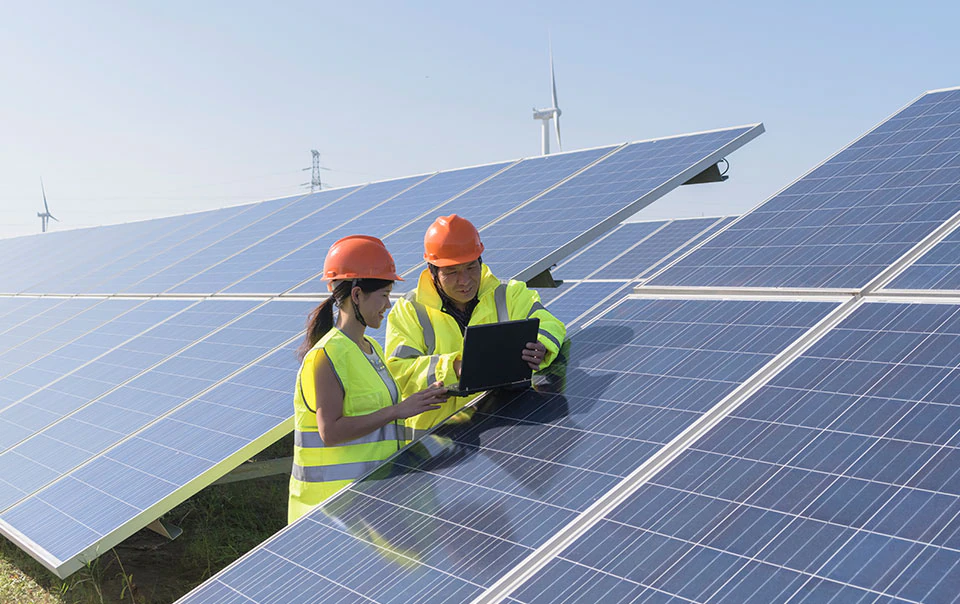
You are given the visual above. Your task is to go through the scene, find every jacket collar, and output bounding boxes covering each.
[415,264,501,311]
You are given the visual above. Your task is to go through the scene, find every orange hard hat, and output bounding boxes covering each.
[322,235,403,289]
[423,214,484,267]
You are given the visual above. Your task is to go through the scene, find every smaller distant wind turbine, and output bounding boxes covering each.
[532,47,562,156]
[37,178,58,233]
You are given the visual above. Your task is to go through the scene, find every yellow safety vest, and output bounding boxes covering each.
[288,328,406,524]
[385,265,566,436]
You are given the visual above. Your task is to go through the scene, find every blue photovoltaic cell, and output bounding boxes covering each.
[0,299,103,363]
[223,162,512,295]
[65,205,260,294]
[169,175,437,294]
[26,206,250,294]
[533,282,630,327]
[293,146,616,295]
[480,126,760,283]
[0,299,144,385]
[0,302,314,576]
[652,88,960,289]
[78,195,310,295]
[513,301,960,604]
[3,213,211,295]
[553,221,668,280]
[592,217,726,280]
[0,299,243,452]
[121,190,354,294]
[636,215,738,281]
[886,222,960,290]
[0,298,45,325]
[175,297,836,604]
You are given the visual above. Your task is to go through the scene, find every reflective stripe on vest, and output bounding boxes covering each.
[494,281,509,321]
[403,282,511,354]
[291,459,384,483]
[295,423,403,448]
[404,290,435,354]
[539,327,562,350]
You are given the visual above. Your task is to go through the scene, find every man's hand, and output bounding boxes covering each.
[521,341,547,370]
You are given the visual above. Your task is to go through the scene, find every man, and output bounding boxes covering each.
[386,214,566,434]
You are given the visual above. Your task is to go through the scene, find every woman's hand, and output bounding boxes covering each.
[394,381,449,419]
[522,341,547,370]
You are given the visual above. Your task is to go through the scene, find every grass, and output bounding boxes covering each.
[0,436,292,604]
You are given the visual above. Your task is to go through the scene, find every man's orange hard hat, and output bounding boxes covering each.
[423,214,484,267]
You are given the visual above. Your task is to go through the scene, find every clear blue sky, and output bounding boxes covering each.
[2,1,958,239]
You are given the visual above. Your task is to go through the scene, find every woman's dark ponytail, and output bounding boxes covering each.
[296,278,394,361]
[298,281,352,360]
[298,297,335,361]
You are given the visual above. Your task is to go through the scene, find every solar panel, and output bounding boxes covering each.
[292,146,618,294]
[470,126,762,284]
[884,221,960,290]
[507,300,960,603]
[650,87,960,289]
[5,212,220,295]
[534,281,631,327]
[0,193,312,296]
[0,299,315,578]
[124,188,369,295]
[0,299,104,362]
[553,221,669,280]
[0,124,766,582]
[68,198,308,295]
[0,299,145,385]
[174,296,837,604]
[592,216,730,280]
[221,162,513,295]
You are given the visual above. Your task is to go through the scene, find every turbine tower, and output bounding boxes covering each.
[532,48,562,156]
[37,178,58,233]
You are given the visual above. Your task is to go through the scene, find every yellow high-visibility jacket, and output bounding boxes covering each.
[386,265,565,435]
[288,328,407,524]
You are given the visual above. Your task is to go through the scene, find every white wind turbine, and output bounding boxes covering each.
[532,48,562,156]
[37,178,59,233]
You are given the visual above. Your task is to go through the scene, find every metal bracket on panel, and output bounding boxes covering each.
[212,457,293,485]
[682,161,728,185]
[146,518,182,541]
[525,268,562,288]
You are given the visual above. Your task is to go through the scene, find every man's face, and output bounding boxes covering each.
[436,260,481,305]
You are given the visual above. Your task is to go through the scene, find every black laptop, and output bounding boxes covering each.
[446,318,540,397]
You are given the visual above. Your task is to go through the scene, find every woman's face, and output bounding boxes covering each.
[436,260,482,305]
[355,283,393,329]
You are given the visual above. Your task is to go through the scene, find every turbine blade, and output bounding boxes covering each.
[41,177,50,213]
[550,49,559,110]
[50,214,59,222]
[555,115,562,152]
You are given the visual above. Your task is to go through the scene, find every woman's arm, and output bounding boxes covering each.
[313,354,448,446]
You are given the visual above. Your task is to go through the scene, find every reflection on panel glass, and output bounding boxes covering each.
[515,301,960,603]
[177,297,836,603]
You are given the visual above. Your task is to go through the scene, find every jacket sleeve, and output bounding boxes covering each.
[385,297,460,400]
[506,281,566,370]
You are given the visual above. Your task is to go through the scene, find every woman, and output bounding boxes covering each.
[288,235,448,523]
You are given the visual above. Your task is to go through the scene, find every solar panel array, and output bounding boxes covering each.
[176,298,840,603]
[650,87,960,290]
[0,126,761,578]
[175,86,960,604]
